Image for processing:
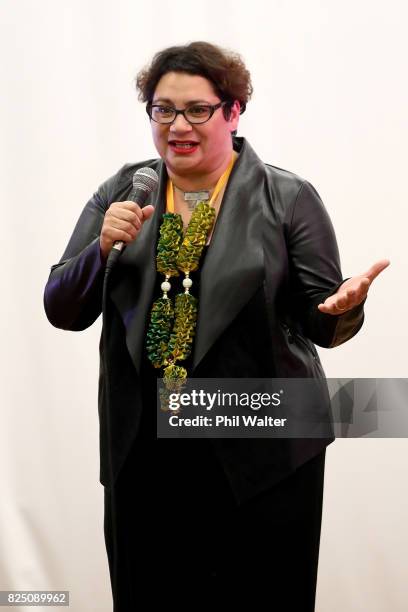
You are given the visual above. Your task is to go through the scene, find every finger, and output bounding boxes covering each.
[109,217,141,237]
[102,227,135,245]
[338,280,369,307]
[107,205,142,226]
[112,201,144,222]
[331,288,355,309]
[320,302,349,315]
[353,280,370,302]
[317,299,340,314]
[363,259,390,282]
[142,204,155,221]
[318,295,352,315]
[359,278,370,290]
[338,286,368,310]
[322,295,365,314]
[334,299,352,313]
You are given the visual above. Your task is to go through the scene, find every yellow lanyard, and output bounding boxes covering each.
[166,153,236,213]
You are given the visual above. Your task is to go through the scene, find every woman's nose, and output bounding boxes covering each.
[169,113,193,132]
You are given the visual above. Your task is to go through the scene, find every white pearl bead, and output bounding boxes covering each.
[182,277,193,288]
[161,281,171,292]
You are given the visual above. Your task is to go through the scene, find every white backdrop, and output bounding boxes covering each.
[1,1,407,610]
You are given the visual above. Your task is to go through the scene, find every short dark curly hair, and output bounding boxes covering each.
[134,41,253,119]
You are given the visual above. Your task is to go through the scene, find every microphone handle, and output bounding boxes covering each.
[112,186,151,253]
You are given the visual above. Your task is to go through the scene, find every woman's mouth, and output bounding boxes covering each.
[168,141,199,154]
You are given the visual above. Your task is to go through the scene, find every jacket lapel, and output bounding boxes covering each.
[192,139,264,370]
[110,138,265,375]
[109,160,166,374]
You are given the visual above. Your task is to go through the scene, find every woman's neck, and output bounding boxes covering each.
[166,151,237,193]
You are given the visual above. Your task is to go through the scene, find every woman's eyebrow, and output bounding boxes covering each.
[152,98,212,105]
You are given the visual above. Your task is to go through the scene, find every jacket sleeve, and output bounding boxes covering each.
[43,171,119,331]
[287,180,365,348]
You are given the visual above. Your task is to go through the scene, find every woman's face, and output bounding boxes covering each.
[150,71,240,179]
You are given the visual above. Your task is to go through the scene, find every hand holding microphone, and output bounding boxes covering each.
[100,201,155,261]
[100,167,159,264]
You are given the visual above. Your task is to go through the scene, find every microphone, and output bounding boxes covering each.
[105,167,158,271]
[112,166,159,254]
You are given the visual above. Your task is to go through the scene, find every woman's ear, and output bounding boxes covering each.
[228,100,241,132]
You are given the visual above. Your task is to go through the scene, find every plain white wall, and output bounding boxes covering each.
[1,1,406,610]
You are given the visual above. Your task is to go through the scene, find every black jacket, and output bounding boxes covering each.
[44,137,365,503]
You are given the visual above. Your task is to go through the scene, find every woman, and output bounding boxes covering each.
[44,42,389,609]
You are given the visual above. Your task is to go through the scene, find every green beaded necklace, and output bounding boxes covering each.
[145,155,235,390]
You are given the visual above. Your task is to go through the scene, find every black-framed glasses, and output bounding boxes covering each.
[146,101,227,125]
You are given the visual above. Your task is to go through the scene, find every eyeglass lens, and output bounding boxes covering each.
[150,104,216,124]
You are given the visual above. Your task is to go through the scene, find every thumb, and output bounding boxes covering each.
[142,204,155,221]
[364,258,390,282]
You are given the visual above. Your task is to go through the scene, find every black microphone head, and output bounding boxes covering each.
[128,167,159,206]
[133,167,159,193]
